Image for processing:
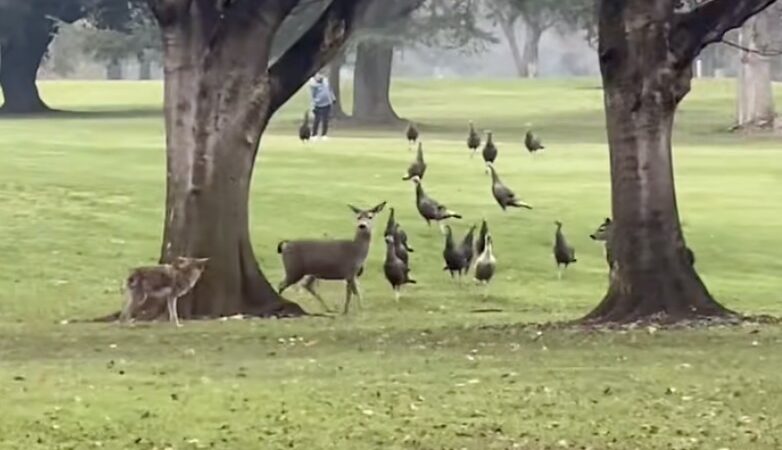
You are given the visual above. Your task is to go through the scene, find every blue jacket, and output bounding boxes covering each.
[310,78,335,108]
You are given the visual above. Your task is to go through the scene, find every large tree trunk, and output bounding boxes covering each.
[735,8,776,130]
[583,0,735,324]
[498,17,525,77]
[352,40,401,125]
[520,22,544,79]
[328,50,349,119]
[125,0,364,322]
[0,15,53,114]
[154,4,304,320]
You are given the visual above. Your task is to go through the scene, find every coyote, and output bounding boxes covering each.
[120,256,209,327]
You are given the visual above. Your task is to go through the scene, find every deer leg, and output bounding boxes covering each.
[302,276,332,313]
[351,279,362,310]
[167,295,181,327]
[394,287,400,303]
[343,280,353,315]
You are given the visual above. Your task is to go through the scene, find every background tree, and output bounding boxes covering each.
[130,0,376,320]
[488,0,558,78]
[80,18,161,80]
[349,0,491,124]
[734,2,781,130]
[585,0,778,324]
[0,0,83,113]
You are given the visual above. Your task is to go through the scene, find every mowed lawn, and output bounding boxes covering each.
[0,78,781,450]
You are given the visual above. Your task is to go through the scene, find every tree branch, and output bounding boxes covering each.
[146,0,193,26]
[672,0,779,64]
[268,0,368,113]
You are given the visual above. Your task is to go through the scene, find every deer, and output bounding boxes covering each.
[276,201,386,314]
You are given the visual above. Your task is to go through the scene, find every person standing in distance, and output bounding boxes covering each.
[310,72,336,141]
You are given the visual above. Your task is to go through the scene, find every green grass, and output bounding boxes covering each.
[0,78,781,449]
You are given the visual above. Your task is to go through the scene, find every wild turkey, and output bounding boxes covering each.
[384,208,413,263]
[487,163,532,211]
[475,219,489,256]
[482,131,497,168]
[442,225,469,279]
[460,224,477,270]
[402,142,427,180]
[298,111,311,142]
[406,121,419,147]
[383,235,416,301]
[410,176,462,230]
[467,121,481,156]
[524,130,545,153]
[553,221,577,279]
[392,224,410,266]
[474,234,496,297]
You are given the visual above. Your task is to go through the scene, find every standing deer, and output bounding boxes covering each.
[277,202,386,314]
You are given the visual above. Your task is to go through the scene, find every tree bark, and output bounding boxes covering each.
[106,58,124,80]
[328,50,349,119]
[0,15,53,114]
[117,0,366,321]
[138,53,152,80]
[351,40,402,125]
[735,8,776,130]
[520,22,543,79]
[583,0,740,324]
[498,16,525,77]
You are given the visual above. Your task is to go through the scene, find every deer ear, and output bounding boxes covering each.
[347,204,362,214]
[372,201,387,213]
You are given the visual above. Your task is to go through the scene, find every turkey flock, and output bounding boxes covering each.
[290,117,589,307]
[384,121,571,299]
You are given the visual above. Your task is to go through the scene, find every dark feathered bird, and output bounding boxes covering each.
[410,176,462,230]
[402,142,426,180]
[392,224,410,266]
[298,111,311,142]
[487,163,532,211]
[525,130,544,153]
[467,121,481,156]
[384,235,416,301]
[553,221,577,279]
[474,234,496,297]
[460,224,477,270]
[475,219,489,256]
[406,121,419,147]
[482,131,497,168]
[442,225,468,279]
[384,208,414,262]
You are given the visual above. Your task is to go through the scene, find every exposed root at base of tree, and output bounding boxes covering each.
[729,119,780,134]
[475,313,782,335]
[79,298,309,324]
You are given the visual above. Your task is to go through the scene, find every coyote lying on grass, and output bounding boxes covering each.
[120,257,208,327]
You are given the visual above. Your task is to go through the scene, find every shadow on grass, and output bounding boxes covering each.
[0,107,162,120]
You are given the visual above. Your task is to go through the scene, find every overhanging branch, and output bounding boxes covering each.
[146,0,193,26]
[268,0,368,113]
[672,0,779,64]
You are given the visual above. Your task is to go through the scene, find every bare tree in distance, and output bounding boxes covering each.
[584,0,779,324]
[488,0,559,78]
[109,0,373,321]
[734,2,781,130]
